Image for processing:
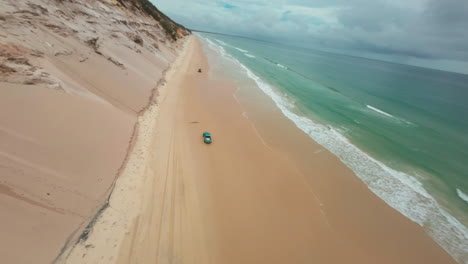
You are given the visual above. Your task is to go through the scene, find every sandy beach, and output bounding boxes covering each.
[62,36,457,264]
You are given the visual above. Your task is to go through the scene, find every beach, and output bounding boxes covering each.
[1,1,465,263]
[64,36,457,263]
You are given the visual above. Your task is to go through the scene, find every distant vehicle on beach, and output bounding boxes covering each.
[202,132,212,144]
[198,68,202,73]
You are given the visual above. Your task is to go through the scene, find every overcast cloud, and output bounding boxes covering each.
[152,0,468,72]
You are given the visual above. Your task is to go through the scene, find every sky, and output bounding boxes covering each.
[151,0,468,74]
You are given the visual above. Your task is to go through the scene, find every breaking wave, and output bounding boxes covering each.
[366,105,415,126]
[235,47,248,53]
[457,189,468,204]
[214,39,227,46]
[367,105,394,118]
[276,63,287,69]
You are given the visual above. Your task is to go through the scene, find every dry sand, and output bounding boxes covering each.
[62,36,457,264]
[0,0,187,263]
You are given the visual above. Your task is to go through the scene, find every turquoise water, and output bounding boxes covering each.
[199,33,468,262]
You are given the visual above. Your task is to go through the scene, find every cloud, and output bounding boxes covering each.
[152,0,468,63]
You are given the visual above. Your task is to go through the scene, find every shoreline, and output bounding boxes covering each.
[202,36,467,262]
[64,36,456,263]
[199,37,458,263]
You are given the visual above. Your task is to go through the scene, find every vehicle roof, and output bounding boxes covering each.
[203,132,211,136]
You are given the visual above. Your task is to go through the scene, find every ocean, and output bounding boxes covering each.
[198,33,468,262]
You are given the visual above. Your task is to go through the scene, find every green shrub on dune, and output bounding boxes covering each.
[117,0,190,41]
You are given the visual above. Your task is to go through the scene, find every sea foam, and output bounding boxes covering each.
[201,36,468,263]
[367,105,394,117]
[366,105,415,126]
[235,47,248,53]
[457,189,468,204]
[276,63,288,69]
[214,39,227,46]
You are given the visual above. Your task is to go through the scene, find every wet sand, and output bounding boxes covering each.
[65,36,456,264]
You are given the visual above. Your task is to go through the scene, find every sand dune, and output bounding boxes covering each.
[0,0,188,263]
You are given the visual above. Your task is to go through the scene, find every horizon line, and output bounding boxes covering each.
[189,29,468,76]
